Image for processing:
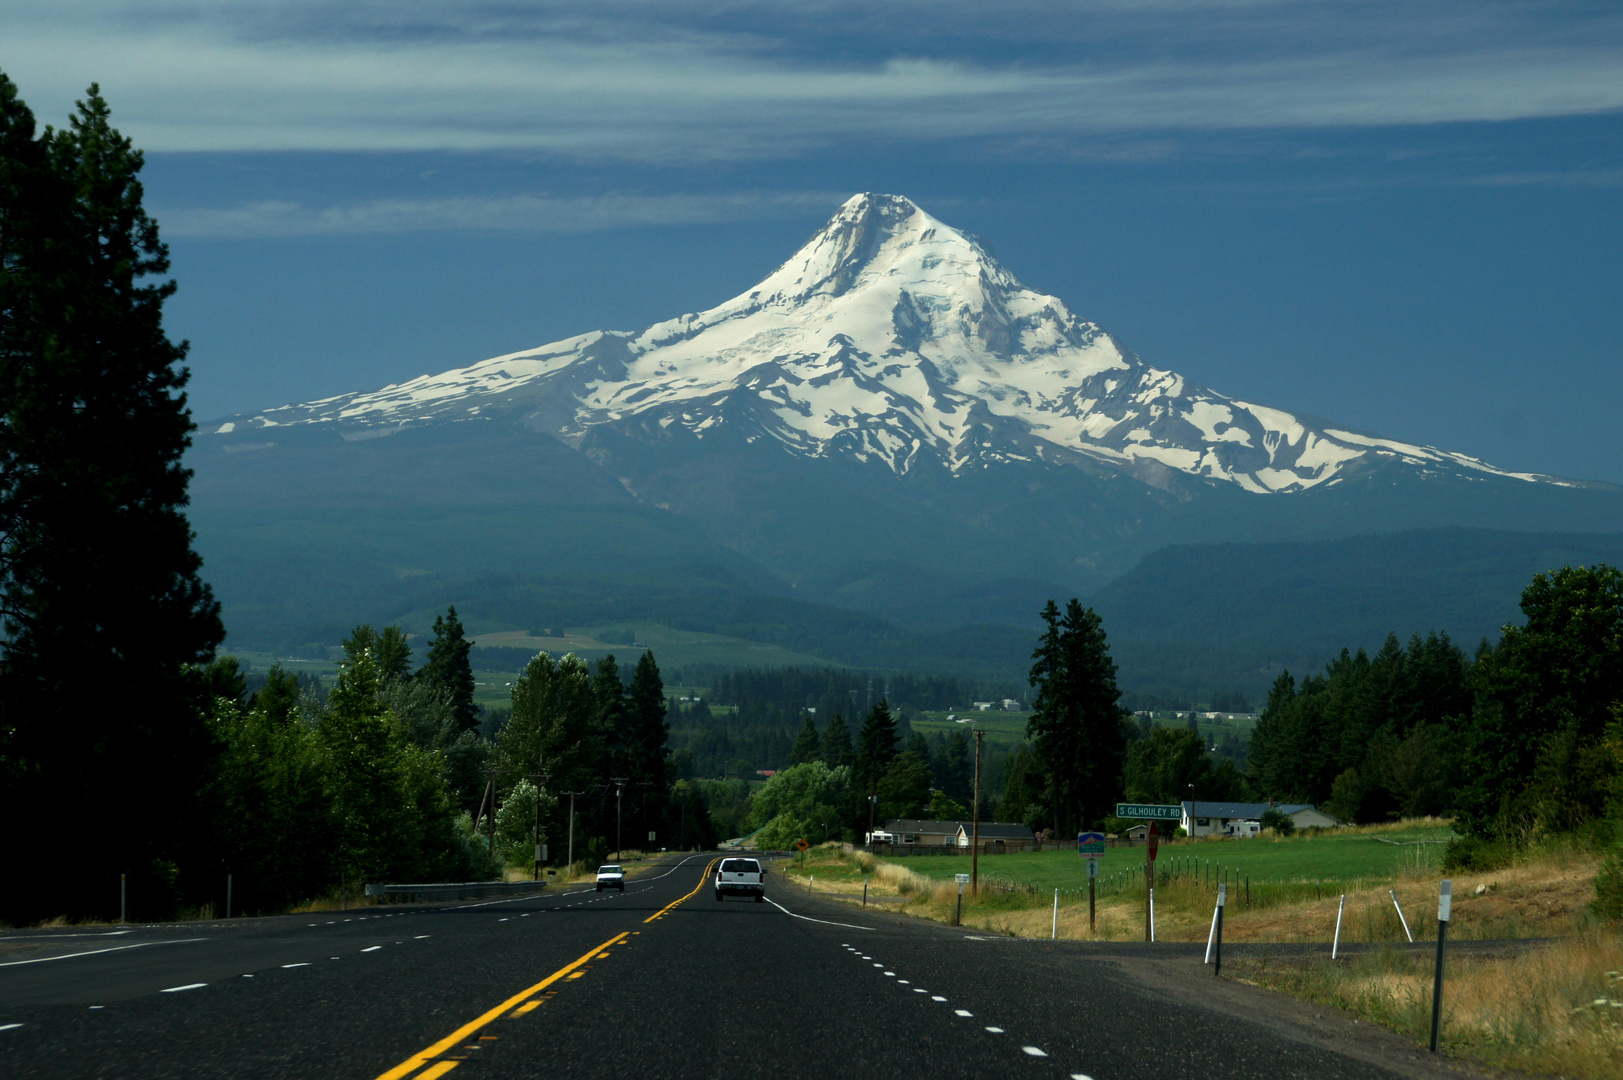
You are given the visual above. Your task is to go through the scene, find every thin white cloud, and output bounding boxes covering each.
[3,2,1621,158]
[156,190,849,238]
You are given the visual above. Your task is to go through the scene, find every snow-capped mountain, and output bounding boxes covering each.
[219,193,1566,495]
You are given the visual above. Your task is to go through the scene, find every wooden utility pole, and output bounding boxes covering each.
[526,771,551,881]
[611,778,627,861]
[563,791,585,870]
[971,728,983,896]
[480,768,511,856]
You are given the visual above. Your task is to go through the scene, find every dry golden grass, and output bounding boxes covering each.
[789,838,1602,946]
[1232,932,1623,1079]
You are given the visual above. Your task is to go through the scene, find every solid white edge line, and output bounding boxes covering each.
[0,931,131,942]
[0,938,206,968]
[0,1023,23,1032]
[160,983,207,993]
[764,896,874,931]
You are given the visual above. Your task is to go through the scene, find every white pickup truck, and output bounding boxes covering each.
[714,857,766,901]
[595,864,625,891]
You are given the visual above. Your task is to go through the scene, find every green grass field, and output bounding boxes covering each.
[469,624,835,671]
[879,823,1453,894]
[908,710,1028,744]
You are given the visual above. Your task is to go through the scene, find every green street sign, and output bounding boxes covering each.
[1115,802,1182,821]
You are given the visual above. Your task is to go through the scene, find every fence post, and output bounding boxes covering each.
[1391,889,1414,943]
[1332,894,1346,959]
[1430,880,1452,1053]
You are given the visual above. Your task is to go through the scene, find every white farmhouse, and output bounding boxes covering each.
[1180,800,1340,838]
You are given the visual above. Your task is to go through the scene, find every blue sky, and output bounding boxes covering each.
[6,0,1623,482]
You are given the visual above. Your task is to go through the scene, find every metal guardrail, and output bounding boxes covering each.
[363,880,549,903]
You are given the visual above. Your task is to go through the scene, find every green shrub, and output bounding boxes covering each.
[1591,846,1623,921]
[1441,834,1515,872]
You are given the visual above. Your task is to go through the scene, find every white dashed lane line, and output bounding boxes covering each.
[843,943,1065,1074]
[159,983,207,993]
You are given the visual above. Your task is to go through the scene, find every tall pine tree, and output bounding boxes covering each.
[789,714,822,764]
[419,606,477,733]
[1026,599,1128,836]
[821,712,853,769]
[0,78,223,922]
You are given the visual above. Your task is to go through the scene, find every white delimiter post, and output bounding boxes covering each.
[1332,894,1346,959]
[1052,888,1059,939]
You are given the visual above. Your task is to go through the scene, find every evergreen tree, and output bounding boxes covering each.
[593,653,629,775]
[419,606,477,733]
[374,626,413,684]
[0,78,223,922]
[250,663,301,724]
[821,712,853,768]
[343,624,412,684]
[1026,599,1128,835]
[626,650,671,843]
[854,699,899,794]
[204,655,248,705]
[1460,564,1623,838]
[789,714,822,764]
[936,730,972,802]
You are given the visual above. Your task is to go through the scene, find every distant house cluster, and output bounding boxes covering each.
[968,699,1025,711]
[1178,800,1339,838]
[867,818,1036,850]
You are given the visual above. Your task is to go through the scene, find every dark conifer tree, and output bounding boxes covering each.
[626,651,670,844]
[789,714,822,764]
[1026,599,1128,835]
[374,625,412,684]
[419,606,477,733]
[854,699,899,795]
[250,663,301,724]
[821,712,853,768]
[0,78,223,922]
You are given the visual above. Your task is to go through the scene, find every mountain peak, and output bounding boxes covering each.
[217,193,1574,495]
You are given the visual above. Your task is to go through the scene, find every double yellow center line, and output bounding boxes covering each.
[644,858,717,923]
[376,858,718,1080]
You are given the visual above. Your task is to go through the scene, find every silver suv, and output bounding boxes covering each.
[714,857,766,901]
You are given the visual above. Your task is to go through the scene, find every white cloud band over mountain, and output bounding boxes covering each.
[7,1,1623,157]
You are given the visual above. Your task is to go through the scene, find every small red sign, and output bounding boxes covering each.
[1147,825,1159,861]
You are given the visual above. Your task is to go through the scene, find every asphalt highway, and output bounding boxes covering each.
[1,854,1469,1079]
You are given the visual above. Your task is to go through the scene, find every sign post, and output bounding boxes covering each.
[1078,832,1104,935]
[1115,804,1179,943]
[1087,857,1099,931]
[954,873,970,927]
[1430,880,1453,1053]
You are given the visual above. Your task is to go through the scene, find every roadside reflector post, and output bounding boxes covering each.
[226,873,233,919]
[863,875,869,908]
[1204,889,1221,964]
[1332,894,1346,959]
[1430,879,1452,1053]
[1391,889,1414,943]
[1052,888,1059,939]
[1213,883,1226,977]
[120,873,126,924]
